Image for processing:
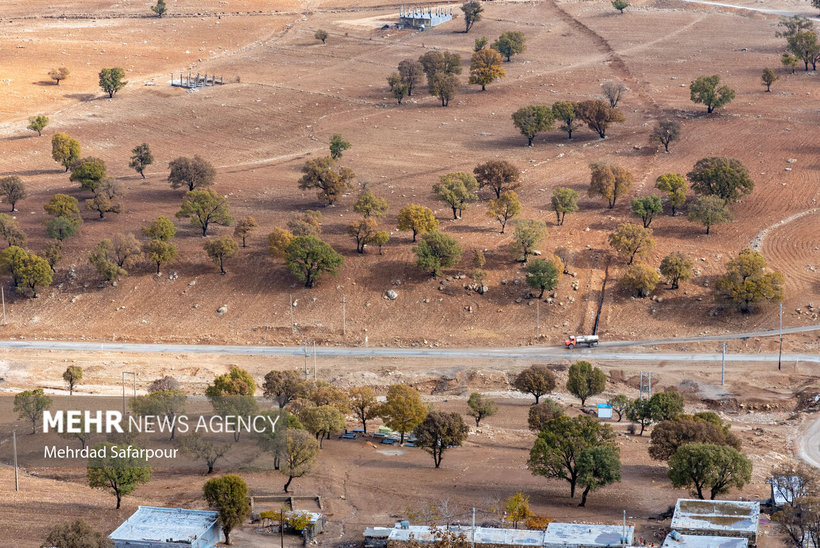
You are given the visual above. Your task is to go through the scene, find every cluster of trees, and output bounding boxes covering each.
[512,98,625,146]
[386,28,525,106]
[778,16,820,72]
[262,370,468,469]
[648,408,752,499]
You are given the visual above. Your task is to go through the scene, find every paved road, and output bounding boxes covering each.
[680,0,819,18]
[0,325,817,362]
[800,416,820,469]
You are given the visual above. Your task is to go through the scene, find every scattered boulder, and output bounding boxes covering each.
[217,305,228,314]
[385,290,398,300]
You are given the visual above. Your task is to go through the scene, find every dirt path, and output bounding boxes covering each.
[750,208,820,251]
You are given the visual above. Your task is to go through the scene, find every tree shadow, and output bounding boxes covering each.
[32,80,57,87]
[0,168,65,177]
[1,134,33,142]
[63,93,98,102]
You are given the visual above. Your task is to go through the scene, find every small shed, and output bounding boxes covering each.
[670,499,760,546]
[109,506,221,548]
[662,533,748,548]
[364,526,393,548]
[769,475,805,509]
[597,403,613,419]
[398,6,453,29]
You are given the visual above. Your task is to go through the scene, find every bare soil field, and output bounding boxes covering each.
[0,0,816,351]
[0,0,818,545]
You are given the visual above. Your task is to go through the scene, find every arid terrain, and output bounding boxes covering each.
[0,0,818,545]
[0,350,815,547]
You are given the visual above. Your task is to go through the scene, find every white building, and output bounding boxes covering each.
[109,506,222,548]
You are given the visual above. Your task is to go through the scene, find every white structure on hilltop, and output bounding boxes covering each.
[398,6,453,29]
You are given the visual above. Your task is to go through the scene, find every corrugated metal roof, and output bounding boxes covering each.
[366,522,633,547]
[671,500,759,535]
[109,506,219,543]
[662,533,748,548]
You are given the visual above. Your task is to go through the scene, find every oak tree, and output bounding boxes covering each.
[551,187,579,225]
[433,172,479,219]
[528,415,615,498]
[608,222,654,265]
[168,155,216,191]
[129,143,154,178]
[576,100,625,138]
[659,252,693,289]
[398,204,438,241]
[281,429,319,492]
[354,189,388,218]
[414,411,468,468]
[86,178,124,219]
[687,157,754,202]
[203,474,251,544]
[329,133,350,159]
[668,443,752,499]
[461,1,483,32]
[493,31,526,61]
[88,442,151,508]
[487,190,521,233]
[349,386,381,433]
[284,235,344,288]
[525,258,561,298]
[655,173,687,215]
[27,115,48,136]
[715,248,784,313]
[466,392,498,426]
[51,133,81,171]
[688,195,732,234]
[510,219,546,263]
[513,364,556,404]
[566,360,606,406]
[588,162,632,208]
[380,384,428,443]
[473,160,520,198]
[204,235,239,275]
[552,101,581,139]
[14,388,52,433]
[469,48,505,91]
[631,195,662,228]
[233,216,258,247]
[0,176,27,212]
[48,67,70,85]
[512,105,553,147]
[176,189,233,236]
[651,120,681,153]
[298,156,355,205]
[689,75,735,113]
[98,67,127,98]
[414,230,463,277]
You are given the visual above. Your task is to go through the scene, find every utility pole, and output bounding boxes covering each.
[313,340,317,382]
[122,371,137,414]
[13,430,19,491]
[778,303,784,371]
[472,507,476,548]
[342,295,346,337]
[536,300,540,339]
[2,286,6,326]
[721,343,726,385]
[289,294,295,334]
